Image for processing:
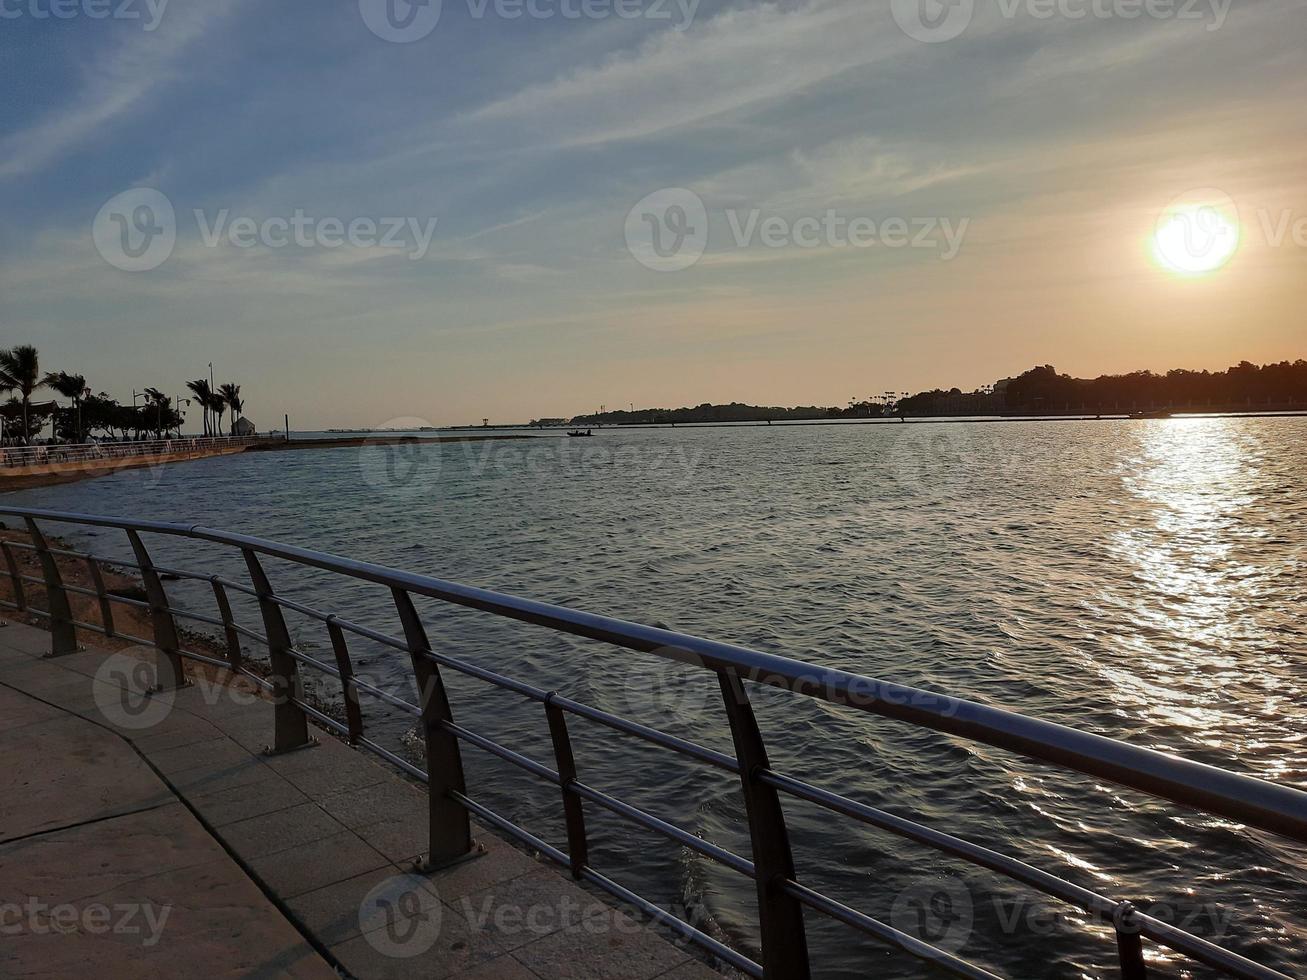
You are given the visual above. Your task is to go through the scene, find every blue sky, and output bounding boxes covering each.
[2,0,1304,428]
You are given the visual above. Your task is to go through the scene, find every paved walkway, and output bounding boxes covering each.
[0,622,722,980]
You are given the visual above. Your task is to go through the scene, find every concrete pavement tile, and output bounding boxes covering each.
[247,830,391,899]
[218,801,347,862]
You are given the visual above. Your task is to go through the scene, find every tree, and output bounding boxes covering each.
[0,345,46,442]
[44,371,89,442]
[186,379,214,436]
[208,392,227,436]
[218,383,243,435]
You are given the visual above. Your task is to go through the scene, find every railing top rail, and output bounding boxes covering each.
[0,435,263,467]
[5,504,1306,846]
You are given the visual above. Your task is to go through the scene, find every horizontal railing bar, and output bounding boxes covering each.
[235,667,275,693]
[70,619,103,632]
[451,790,570,866]
[579,867,765,978]
[326,616,412,654]
[284,647,341,679]
[548,693,741,774]
[782,879,1002,980]
[60,583,99,599]
[169,607,228,630]
[152,565,219,585]
[356,736,429,782]
[176,647,235,671]
[442,721,562,784]
[17,574,45,586]
[571,781,756,879]
[104,594,151,611]
[25,608,50,619]
[266,592,335,624]
[211,575,261,599]
[347,675,421,716]
[761,770,1109,913]
[290,697,351,738]
[112,631,153,647]
[420,647,552,701]
[228,622,270,646]
[3,540,35,551]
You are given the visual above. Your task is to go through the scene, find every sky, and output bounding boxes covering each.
[2,0,1304,429]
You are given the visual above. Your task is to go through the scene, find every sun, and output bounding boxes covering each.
[1152,190,1240,276]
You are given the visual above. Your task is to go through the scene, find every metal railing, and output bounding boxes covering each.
[0,435,263,469]
[1,505,1303,980]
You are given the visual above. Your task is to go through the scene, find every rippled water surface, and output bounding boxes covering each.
[14,418,1307,978]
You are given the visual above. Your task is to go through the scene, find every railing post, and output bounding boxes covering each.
[326,616,364,745]
[391,588,475,871]
[1114,903,1148,980]
[126,530,188,690]
[717,669,811,980]
[1,540,26,612]
[24,519,77,657]
[84,555,115,638]
[209,576,242,671]
[544,693,589,879]
[241,548,314,754]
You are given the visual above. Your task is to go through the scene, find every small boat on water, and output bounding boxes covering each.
[567,430,594,437]
[1130,410,1173,420]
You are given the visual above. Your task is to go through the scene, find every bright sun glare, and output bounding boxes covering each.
[1153,191,1240,276]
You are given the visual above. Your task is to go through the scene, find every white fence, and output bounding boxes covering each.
[0,435,264,469]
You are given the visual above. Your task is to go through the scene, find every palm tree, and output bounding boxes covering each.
[44,371,88,442]
[0,345,45,442]
[186,379,214,436]
[218,383,243,435]
[208,392,226,436]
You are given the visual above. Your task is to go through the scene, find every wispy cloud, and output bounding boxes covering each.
[0,0,243,180]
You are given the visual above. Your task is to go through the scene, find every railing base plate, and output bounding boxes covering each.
[412,840,486,875]
[261,736,320,758]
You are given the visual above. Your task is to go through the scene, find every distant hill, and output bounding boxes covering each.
[566,359,1307,425]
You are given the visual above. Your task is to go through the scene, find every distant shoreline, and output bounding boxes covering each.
[0,433,540,492]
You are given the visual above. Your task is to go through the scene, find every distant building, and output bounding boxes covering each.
[233,417,257,436]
